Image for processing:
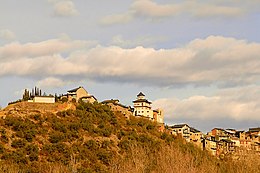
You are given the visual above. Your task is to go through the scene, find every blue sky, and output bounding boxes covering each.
[0,0,259,132]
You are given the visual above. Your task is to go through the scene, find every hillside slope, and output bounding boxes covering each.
[0,101,259,173]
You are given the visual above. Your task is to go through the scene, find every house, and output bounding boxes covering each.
[66,86,97,103]
[169,124,191,142]
[153,109,164,124]
[29,96,55,103]
[190,127,203,149]
[239,139,252,150]
[235,131,246,140]
[203,138,217,156]
[249,127,260,136]
[211,128,228,137]
[230,137,240,147]
[217,139,236,155]
[102,99,133,118]
[133,92,153,120]
[225,129,236,137]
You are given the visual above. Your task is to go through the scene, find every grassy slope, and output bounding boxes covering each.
[0,101,259,173]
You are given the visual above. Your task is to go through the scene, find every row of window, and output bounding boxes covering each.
[137,110,150,113]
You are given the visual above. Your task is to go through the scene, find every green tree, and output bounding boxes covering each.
[22,89,30,101]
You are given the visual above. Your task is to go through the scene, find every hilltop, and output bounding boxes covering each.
[0,101,259,173]
[0,102,75,118]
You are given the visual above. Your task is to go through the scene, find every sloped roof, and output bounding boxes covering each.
[133,99,152,104]
[171,124,189,128]
[190,127,201,133]
[137,92,145,97]
[81,95,97,101]
[249,127,260,132]
[102,99,119,104]
[212,127,225,131]
[67,86,82,92]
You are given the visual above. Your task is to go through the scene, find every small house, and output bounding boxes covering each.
[66,86,97,103]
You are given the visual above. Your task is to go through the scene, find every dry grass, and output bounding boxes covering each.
[109,143,260,173]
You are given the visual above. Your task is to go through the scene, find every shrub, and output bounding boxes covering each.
[61,97,68,103]
[49,132,65,143]
[97,149,112,165]
[0,143,4,154]
[1,134,9,143]
[11,139,27,148]
[84,140,99,150]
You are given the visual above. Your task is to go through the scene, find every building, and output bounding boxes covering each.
[153,109,164,124]
[132,92,164,124]
[169,124,191,142]
[29,96,55,103]
[211,128,227,137]
[133,92,153,120]
[102,99,133,118]
[190,127,203,149]
[66,86,97,103]
[204,138,217,156]
[217,139,236,155]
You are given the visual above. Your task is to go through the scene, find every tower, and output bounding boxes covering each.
[133,92,153,120]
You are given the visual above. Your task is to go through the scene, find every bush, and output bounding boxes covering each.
[0,143,4,154]
[1,134,9,143]
[49,132,65,143]
[61,97,68,103]
[97,149,112,165]
[84,140,99,150]
[11,139,27,148]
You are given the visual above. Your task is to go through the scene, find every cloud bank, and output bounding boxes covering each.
[153,85,260,122]
[0,36,259,88]
[101,0,260,25]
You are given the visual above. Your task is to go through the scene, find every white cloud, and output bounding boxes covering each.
[0,36,259,88]
[100,12,134,25]
[49,0,79,17]
[101,0,258,24]
[0,37,97,60]
[111,35,166,48]
[0,29,16,40]
[153,86,260,121]
[36,77,65,88]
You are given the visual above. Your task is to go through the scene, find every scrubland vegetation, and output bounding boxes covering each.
[0,101,259,173]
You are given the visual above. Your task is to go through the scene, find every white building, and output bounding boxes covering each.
[31,96,55,103]
[133,92,153,120]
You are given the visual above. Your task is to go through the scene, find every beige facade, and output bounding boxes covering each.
[32,96,55,103]
[190,128,203,149]
[204,139,217,156]
[67,86,97,103]
[153,109,164,124]
[102,99,133,119]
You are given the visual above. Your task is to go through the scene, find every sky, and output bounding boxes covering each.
[0,0,259,132]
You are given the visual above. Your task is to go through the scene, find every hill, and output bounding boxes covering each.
[0,101,259,173]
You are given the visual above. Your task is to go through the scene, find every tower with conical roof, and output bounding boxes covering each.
[133,92,153,120]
